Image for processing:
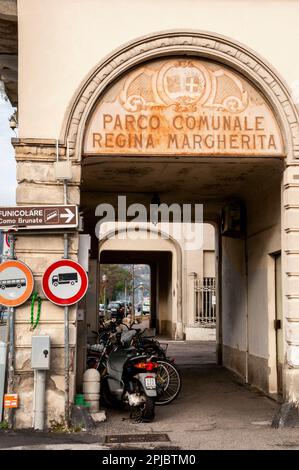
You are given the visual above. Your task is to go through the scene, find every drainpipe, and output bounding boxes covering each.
[63,178,70,425]
[63,236,69,425]
[34,370,46,430]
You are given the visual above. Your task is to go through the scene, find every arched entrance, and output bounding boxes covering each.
[99,226,182,337]
[12,30,299,428]
[68,31,293,402]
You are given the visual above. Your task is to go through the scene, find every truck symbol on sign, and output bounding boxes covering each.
[52,272,78,287]
[0,278,26,289]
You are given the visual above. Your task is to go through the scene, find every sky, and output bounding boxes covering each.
[0,90,16,205]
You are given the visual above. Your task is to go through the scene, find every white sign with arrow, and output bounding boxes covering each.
[60,208,75,224]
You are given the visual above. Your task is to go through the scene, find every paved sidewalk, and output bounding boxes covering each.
[1,341,299,450]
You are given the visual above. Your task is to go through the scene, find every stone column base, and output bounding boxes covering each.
[175,321,184,340]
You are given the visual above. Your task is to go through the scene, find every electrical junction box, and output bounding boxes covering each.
[31,336,51,370]
[53,161,72,180]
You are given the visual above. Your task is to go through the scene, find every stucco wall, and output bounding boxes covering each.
[13,233,78,428]
[222,237,247,353]
[222,174,282,391]
[18,0,299,138]
[247,183,281,360]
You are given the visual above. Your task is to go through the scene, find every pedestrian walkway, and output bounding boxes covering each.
[1,341,299,450]
[100,341,299,450]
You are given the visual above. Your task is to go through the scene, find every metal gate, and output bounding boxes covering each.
[194,277,216,325]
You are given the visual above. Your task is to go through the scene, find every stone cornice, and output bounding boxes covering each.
[12,137,78,162]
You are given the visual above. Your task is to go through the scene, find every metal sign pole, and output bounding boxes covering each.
[62,179,70,426]
[7,306,15,427]
[5,233,15,427]
[64,304,69,426]
[0,340,7,422]
[63,230,70,426]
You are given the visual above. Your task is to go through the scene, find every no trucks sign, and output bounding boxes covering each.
[0,205,78,230]
[42,259,88,306]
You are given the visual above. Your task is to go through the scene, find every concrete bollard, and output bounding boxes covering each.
[83,369,100,413]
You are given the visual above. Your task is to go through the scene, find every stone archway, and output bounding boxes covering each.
[12,31,299,429]
[98,225,183,339]
[57,30,299,406]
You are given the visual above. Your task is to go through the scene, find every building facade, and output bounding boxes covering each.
[1,0,299,428]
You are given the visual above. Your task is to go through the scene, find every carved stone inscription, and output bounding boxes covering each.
[84,58,284,156]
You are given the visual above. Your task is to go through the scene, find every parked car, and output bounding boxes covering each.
[142,300,151,314]
[107,301,125,320]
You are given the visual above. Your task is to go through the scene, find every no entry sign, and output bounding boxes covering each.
[0,260,34,307]
[42,260,88,306]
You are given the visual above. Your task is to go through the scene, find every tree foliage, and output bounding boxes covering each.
[99,264,132,303]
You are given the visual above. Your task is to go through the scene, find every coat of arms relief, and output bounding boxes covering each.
[119,59,249,114]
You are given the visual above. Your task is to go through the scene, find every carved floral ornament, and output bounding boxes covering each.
[61,32,299,159]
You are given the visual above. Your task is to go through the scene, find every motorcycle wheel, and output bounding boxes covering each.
[131,395,155,423]
[129,379,155,422]
[155,360,181,406]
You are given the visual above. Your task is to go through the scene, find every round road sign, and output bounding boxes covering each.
[42,259,88,306]
[0,260,34,307]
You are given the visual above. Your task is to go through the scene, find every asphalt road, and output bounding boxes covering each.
[1,340,299,450]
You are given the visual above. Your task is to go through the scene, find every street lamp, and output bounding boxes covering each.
[102,274,108,319]
[140,282,144,314]
[133,282,148,315]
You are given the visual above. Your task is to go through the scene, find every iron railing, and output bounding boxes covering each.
[194,277,216,325]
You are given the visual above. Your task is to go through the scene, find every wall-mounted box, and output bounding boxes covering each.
[53,161,72,180]
[31,336,51,370]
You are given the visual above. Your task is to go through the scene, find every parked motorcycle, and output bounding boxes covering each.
[99,329,158,422]
[87,320,181,407]
[129,326,181,405]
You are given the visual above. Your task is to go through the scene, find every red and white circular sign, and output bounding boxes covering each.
[42,260,88,306]
[0,260,34,307]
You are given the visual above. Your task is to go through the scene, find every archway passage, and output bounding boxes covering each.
[77,51,286,402]
[100,250,173,336]
[10,28,299,431]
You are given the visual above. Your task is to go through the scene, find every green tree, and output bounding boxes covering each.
[99,264,132,304]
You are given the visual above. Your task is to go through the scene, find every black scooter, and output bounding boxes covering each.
[101,329,158,422]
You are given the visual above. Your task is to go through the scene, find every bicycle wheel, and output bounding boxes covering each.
[155,359,181,405]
